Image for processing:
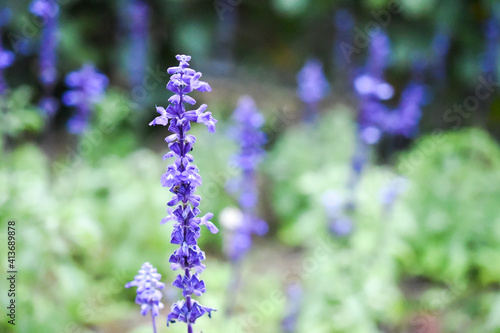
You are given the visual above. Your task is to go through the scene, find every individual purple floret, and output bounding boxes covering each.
[297,59,329,120]
[30,0,60,115]
[0,8,14,95]
[225,96,268,262]
[125,262,165,333]
[149,54,218,332]
[62,63,108,134]
[123,0,149,88]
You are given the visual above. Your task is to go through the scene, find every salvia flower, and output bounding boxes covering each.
[297,59,329,120]
[62,63,108,134]
[125,262,165,333]
[0,8,14,95]
[30,0,60,115]
[149,54,217,331]
[225,96,268,262]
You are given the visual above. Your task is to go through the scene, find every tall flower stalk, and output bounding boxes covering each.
[62,63,108,134]
[0,8,14,95]
[125,262,165,333]
[149,54,218,332]
[222,96,267,314]
[348,30,393,209]
[30,0,59,115]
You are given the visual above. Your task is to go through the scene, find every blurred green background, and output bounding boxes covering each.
[2,0,500,332]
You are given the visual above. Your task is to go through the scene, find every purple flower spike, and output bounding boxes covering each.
[62,63,108,134]
[224,96,268,263]
[125,262,165,333]
[150,54,217,331]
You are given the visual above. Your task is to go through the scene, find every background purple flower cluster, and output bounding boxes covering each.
[225,96,268,262]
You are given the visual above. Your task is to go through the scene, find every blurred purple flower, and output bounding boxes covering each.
[353,30,393,146]
[30,0,59,85]
[0,8,14,95]
[379,177,408,213]
[482,18,500,76]
[382,82,426,138]
[431,30,451,83]
[62,64,108,134]
[30,0,59,115]
[224,96,268,262]
[297,59,329,119]
[321,190,353,237]
[333,9,355,81]
[281,283,303,333]
[122,0,149,88]
[150,55,217,331]
[366,29,391,80]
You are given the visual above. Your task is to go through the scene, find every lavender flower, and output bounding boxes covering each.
[0,8,14,95]
[125,262,165,333]
[149,54,217,331]
[297,59,329,120]
[225,96,268,262]
[122,0,149,88]
[30,0,60,115]
[62,64,108,134]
